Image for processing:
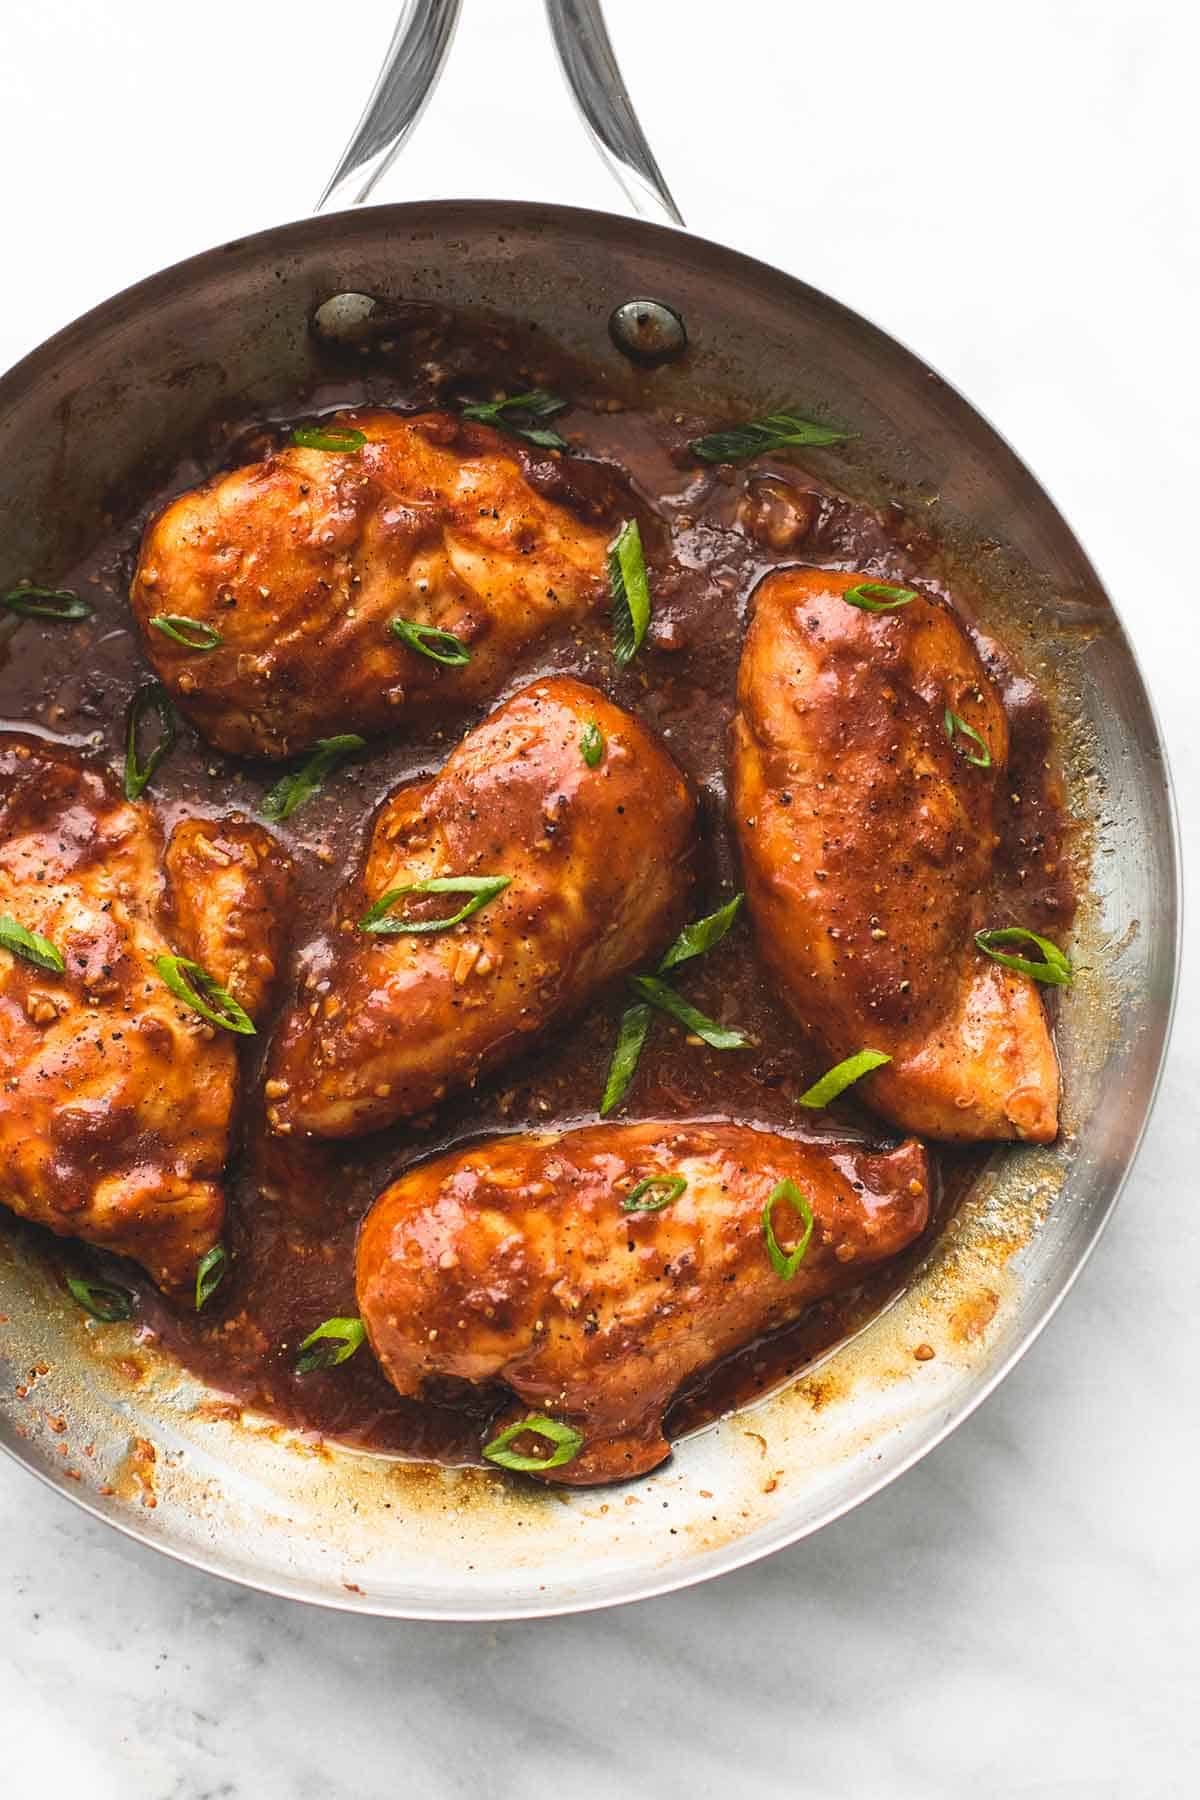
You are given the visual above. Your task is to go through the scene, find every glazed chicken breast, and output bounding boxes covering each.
[129,409,612,757]
[357,1119,931,1485]
[267,677,696,1139]
[732,567,1060,1142]
[0,735,291,1292]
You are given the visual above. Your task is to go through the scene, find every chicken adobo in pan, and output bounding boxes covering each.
[267,676,696,1139]
[357,1120,930,1485]
[0,734,290,1293]
[130,411,615,757]
[0,317,1079,1486]
[733,568,1060,1144]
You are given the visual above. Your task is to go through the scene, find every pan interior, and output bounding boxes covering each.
[0,202,1177,1618]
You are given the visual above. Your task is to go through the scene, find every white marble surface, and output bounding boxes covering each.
[1,2,1197,1793]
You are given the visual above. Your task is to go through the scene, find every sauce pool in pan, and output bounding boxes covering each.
[0,311,1077,1470]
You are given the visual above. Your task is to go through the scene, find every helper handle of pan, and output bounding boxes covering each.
[315,0,684,228]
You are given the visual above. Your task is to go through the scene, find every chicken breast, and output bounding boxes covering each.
[267,678,697,1139]
[0,735,291,1292]
[732,567,1059,1142]
[164,817,293,1018]
[357,1119,930,1485]
[129,409,612,757]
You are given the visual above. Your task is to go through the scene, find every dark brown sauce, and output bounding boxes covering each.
[0,309,1077,1472]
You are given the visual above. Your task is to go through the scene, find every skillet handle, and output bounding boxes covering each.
[315,0,464,213]
[543,0,684,228]
[315,0,683,228]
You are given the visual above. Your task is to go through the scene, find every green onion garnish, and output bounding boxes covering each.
[657,893,743,974]
[66,1276,132,1322]
[762,1179,814,1280]
[842,582,917,612]
[291,425,367,453]
[156,954,256,1034]
[295,1316,367,1374]
[598,894,745,1114]
[150,614,223,651]
[260,734,366,823]
[124,680,178,801]
[944,709,992,769]
[2,586,93,622]
[599,999,653,1117]
[459,389,569,450]
[482,1414,584,1473]
[974,927,1073,987]
[579,720,605,768]
[359,874,511,936]
[690,412,850,464]
[389,616,472,666]
[609,518,651,668]
[621,1174,687,1214]
[194,1243,227,1311]
[628,975,748,1050]
[0,914,64,974]
[797,1048,891,1109]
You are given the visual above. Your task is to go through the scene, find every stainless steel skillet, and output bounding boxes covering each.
[0,0,1180,1617]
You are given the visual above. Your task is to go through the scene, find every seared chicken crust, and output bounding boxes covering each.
[0,735,290,1291]
[268,677,697,1139]
[130,409,612,757]
[357,1119,931,1484]
[732,568,1059,1141]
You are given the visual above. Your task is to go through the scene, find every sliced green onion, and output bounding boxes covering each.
[482,1414,584,1472]
[842,581,917,612]
[291,424,367,453]
[598,897,745,1113]
[628,975,748,1050]
[459,389,569,450]
[762,1179,814,1280]
[797,1048,891,1109]
[124,680,178,801]
[974,927,1073,987]
[599,999,652,1117]
[359,874,511,936]
[260,734,366,823]
[66,1276,132,1323]
[2,586,93,622]
[195,1243,227,1311]
[389,616,472,666]
[944,708,992,769]
[621,1174,687,1214]
[156,954,256,1034]
[657,893,743,974]
[690,412,850,464]
[579,720,605,768]
[609,518,651,668]
[0,914,64,974]
[150,614,223,651]
[295,1316,366,1374]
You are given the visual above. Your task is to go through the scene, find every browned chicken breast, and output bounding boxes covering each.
[268,677,696,1139]
[129,409,612,757]
[0,735,291,1291]
[357,1119,930,1485]
[732,568,1059,1142]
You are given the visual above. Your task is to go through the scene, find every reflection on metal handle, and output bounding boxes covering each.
[545,0,684,228]
[316,0,682,227]
[316,0,464,213]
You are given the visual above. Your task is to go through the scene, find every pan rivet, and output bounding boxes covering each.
[609,299,687,366]
[312,292,380,344]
